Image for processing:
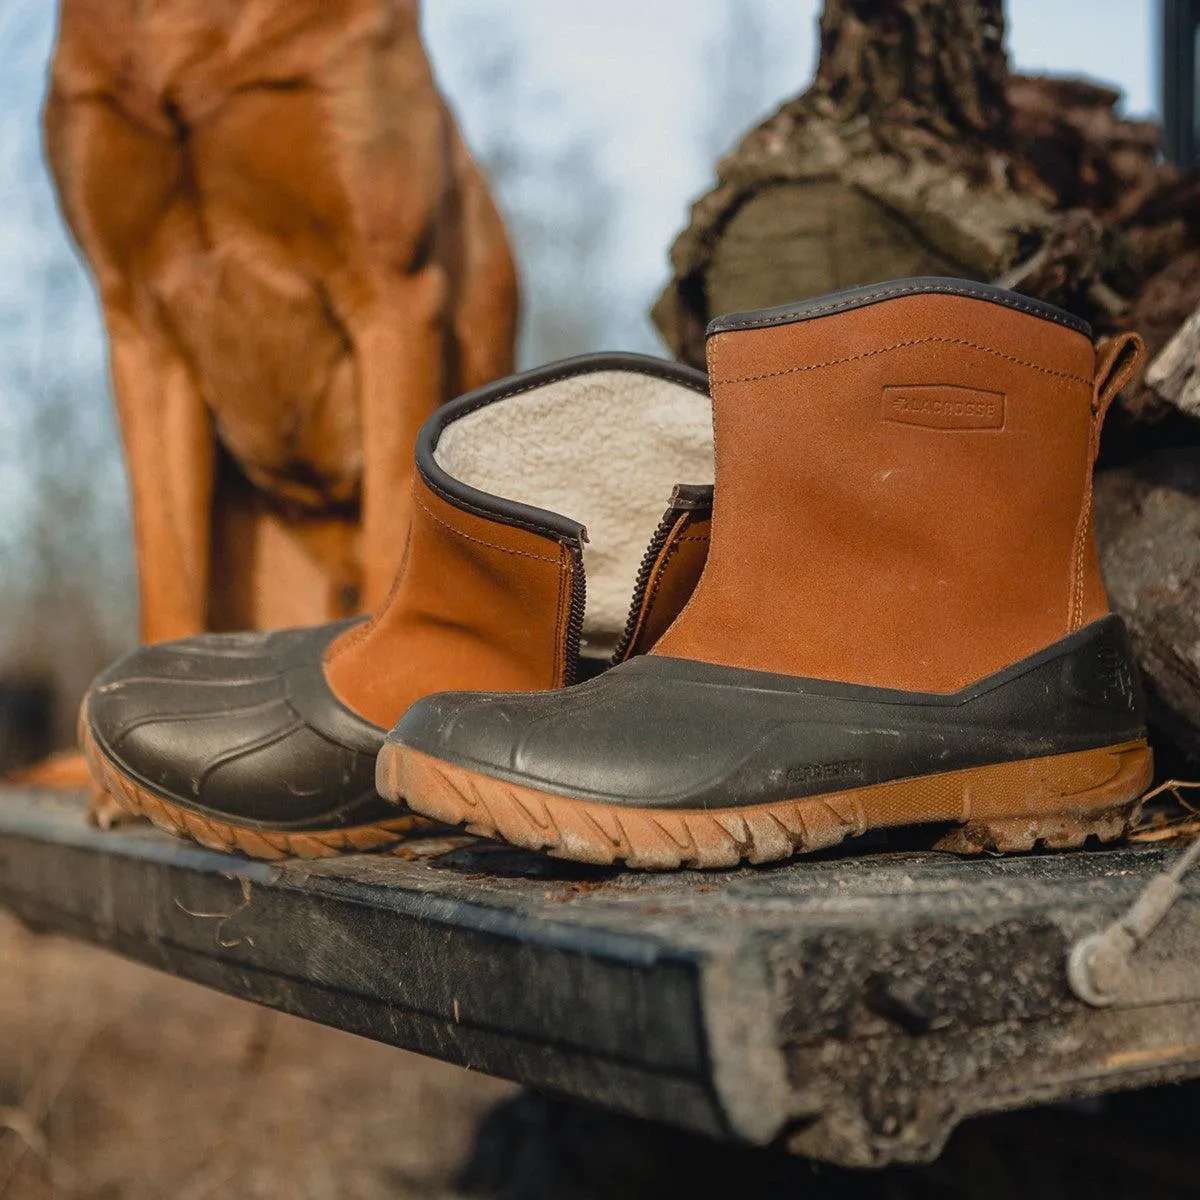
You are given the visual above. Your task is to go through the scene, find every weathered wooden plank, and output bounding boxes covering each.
[3,787,1200,1167]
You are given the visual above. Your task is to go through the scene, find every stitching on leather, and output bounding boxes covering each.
[711,337,1092,386]
[1075,511,1084,633]
[1073,503,1090,628]
[1069,397,1103,632]
[1070,403,1106,631]
[323,527,414,668]
[325,612,371,667]
[1069,337,1136,632]
[708,334,723,385]
[712,282,1089,334]
[643,342,724,649]
[1092,339,1141,417]
[636,529,711,655]
[413,494,562,563]
[1069,495,1091,632]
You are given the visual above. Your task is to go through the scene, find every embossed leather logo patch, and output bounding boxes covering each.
[883,385,1005,430]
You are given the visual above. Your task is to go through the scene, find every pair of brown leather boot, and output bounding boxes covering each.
[81,353,715,856]
[82,279,1153,868]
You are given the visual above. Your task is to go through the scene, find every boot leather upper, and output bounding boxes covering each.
[323,468,578,730]
[325,352,714,726]
[655,279,1126,693]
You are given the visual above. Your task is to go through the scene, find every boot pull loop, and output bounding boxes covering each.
[1092,331,1145,424]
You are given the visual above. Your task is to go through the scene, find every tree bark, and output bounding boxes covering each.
[813,0,1010,144]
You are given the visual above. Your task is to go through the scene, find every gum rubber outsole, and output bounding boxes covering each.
[376,740,1154,869]
[78,700,428,862]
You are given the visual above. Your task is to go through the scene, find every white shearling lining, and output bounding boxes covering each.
[434,370,713,655]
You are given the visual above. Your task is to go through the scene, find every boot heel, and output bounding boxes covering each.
[926,742,1153,855]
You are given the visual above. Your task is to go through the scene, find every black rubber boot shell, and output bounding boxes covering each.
[386,616,1148,811]
[84,620,392,832]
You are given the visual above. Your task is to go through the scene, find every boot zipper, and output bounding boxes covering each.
[611,484,713,666]
[611,512,680,666]
[563,539,588,686]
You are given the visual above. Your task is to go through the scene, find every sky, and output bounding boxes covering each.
[0,0,1160,684]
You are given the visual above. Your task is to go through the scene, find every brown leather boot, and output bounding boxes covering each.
[381,279,1154,868]
[79,354,713,858]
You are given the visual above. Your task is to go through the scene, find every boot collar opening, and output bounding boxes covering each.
[418,353,712,660]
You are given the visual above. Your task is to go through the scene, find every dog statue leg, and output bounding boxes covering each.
[7,320,212,814]
[354,267,449,614]
[348,144,520,613]
[75,318,213,826]
[107,320,214,645]
[45,83,215,645]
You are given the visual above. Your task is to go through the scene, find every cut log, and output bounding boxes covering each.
[1004,76,1165,222]
[811,0,1009,138]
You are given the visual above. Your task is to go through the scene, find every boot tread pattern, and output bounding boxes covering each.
[379,742,1152,870]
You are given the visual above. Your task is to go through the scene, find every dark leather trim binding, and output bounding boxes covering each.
[415,353,710,542]
[667,482,715,511]
[706,277,1093,339]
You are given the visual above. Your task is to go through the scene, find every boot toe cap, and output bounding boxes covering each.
[84,623,389,830]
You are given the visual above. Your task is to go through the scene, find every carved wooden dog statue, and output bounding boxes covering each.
[44,0,518,644]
